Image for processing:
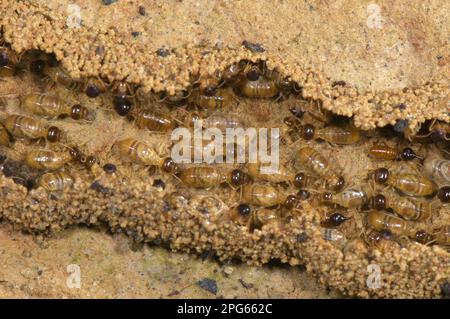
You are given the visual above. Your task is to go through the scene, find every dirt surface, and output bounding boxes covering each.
[0,224,340,298]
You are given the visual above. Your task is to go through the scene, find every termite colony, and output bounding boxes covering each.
[0,39,449,252]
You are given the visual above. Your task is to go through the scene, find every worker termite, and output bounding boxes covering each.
[21,94,94,121]
[238,65,279,99]
[247,161,296,183]
[370,192,432,221]
[368,144,421,161]
[373,167,438,197]
[241,183,289,207]
[132,109,176,132]
[367,211,411,237]
[188,87,234,110]
[296,146,345,191]
[112,138,178,172]
[0,122,10,145]
[248,208,281,231]
[215,63,243,86]
[43,65,84,92]
[321,185,372,209]
[194,111,246,133]
[2,114,61,142]
[24,148,79,171]
[294,99,334,124]
[37,171,74,194]
[178,166,247,188]
[423,155,450,185]
[295,124,361,145]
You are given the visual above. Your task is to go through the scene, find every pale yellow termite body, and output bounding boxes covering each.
[316,126,361,145]
[242,183,285,207]
[24,149,73,171]
[322,186,371,209]
[435,226,450,246]
[38,171,74,193]
[247,161,295,183]
[112,138,163,167]
[188,88,233,110]
[423,155,450,185]
[367,211,410,236]
[389,173,437,197]
[2,114,60,141]
[296,146,344,191]
[179,166,229,188]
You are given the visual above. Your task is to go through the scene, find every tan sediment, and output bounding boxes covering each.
[0,0,449,298]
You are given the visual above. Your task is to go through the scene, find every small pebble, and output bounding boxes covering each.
[138,5,146,16]
[197,278,218,295]
[242,40,265,53]
[102,0,118,5]
[393,119,409,133]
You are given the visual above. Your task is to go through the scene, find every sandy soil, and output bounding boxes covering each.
[0,224,340,298]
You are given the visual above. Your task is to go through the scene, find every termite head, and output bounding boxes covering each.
[399,147,418,161]
[0,49,9,67]
[284,194,298,210]
[162,157,179,174]
[321,192,333,202]
[47,126,61,142]
[327,212,350,227]
[230,169,248,186]
[300,124,315,140]
[245,66,260,82]
[373,167,389,184]
[371,194,386,210]
[414,230,432,244]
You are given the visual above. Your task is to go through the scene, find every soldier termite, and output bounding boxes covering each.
[321,185,373,209]
[21,93,94,121]
[373,167,438,197]
[2,114,61,142]
[368,144,421,161]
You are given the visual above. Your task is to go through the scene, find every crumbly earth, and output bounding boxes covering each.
[0,224,340,298]
[0,0,448,130]
[0,0,449,299]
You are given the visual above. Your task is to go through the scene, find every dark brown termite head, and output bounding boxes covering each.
[68,147,81,160]
[327,212,350,227]
[0,49,9,67]
[284,194,298,210]
[373,167,389,184]
[246,66,260,82]
[321,192,333,202]
[230,169,248,186]
[437,186,450,203]
[114,97,132,116]
[46,126,61,142]
[415,230,433,244]
[293,173,306,188]
[371,194,386,210]
[84,156,98,168]
[332,176,345,192]
[237,203,251,216]
[70,104,89,120]
[161,157,179,174]
[203,85,217,97]
[399,147,419,161]
[300,124,315,140]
